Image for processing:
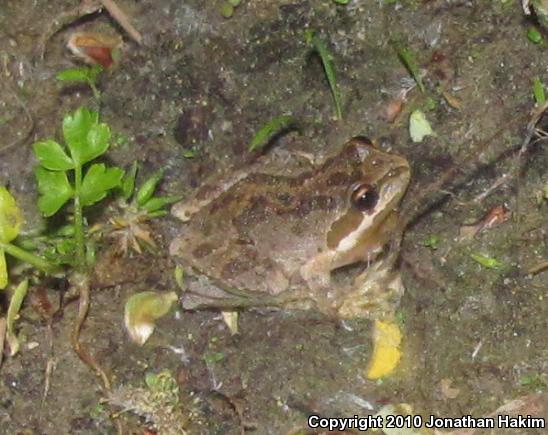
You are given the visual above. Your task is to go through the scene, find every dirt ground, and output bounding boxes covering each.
[0,0,547,434]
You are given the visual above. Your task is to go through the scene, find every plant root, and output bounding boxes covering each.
[70,272,111,390]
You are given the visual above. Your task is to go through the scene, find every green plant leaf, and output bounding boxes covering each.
[85,122,111,163]
[33,139,74,171]
[62,107,100,165]
[137,168,166,206]
[395,43,425,92]
[533,77,546,105]
[470,253,502,269]
[80,163,124,207]
[121,161,139,201]
[0,186,23,243]
[35,168,73,216]
[307,31,343,119]
[248,115,300,152]
[56,68,91,83]
[141,196,182,213]
[527,27,543,44]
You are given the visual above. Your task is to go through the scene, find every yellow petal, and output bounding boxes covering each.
[366,319,402,380]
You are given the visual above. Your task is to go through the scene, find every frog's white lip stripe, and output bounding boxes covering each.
[337,214,375,252]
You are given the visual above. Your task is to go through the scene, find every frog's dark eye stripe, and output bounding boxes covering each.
[350,183,378,212]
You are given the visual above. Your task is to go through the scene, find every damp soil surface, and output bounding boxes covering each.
[0,1,547,434]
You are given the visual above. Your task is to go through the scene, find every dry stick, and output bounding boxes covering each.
[70,272,124,434]
[70,273,111,390]
[100,0,143,45]
[527,260,548,275]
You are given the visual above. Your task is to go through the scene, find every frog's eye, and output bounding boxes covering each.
[350,183,378,212]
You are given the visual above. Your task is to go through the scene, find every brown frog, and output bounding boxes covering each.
[170,137,410,319]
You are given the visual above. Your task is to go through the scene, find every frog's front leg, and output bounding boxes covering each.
[299,251,335,292]
[337,258,404,319]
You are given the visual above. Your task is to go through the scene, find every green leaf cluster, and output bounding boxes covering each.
[33,107,124,217]
[32,107,124,271]
[121,162,181,218]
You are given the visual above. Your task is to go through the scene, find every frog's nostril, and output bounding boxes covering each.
[350,183,378,212]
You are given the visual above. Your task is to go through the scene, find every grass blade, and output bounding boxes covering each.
[248,115,300,152]
[306,31,343,119]
[394,42,425,92]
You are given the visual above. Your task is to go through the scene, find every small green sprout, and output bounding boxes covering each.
[422,234,440,250]
[182,146,199,158]
[107,164,181,254]
[424,96,438,111]
[6,279,29,356]
[333,0,350,4]
[305,30,343,119]
[56,65,103,102]
[248,115,300,152]
[519,373,547,389]
[394,42,425,92]
[219,0,240,18]
[532,77,546,105]
[144,370,180,406]
[203,351,225,364]
[33,107,124,270]
[124,291,178,345]
[527,27,543,44]
[470,253,502,269]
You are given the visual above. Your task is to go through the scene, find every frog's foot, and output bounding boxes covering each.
[337,259,404,319]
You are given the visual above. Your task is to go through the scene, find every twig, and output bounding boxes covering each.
[70,273,111,390]
[42,357,56,402]
[69,272,124,434]
[100,0,143,45]
[472,172,511,203]
[526,260,548,275]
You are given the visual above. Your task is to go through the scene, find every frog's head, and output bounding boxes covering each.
[326,137,410,254]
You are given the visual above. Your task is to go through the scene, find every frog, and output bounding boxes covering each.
[169,136,411,319]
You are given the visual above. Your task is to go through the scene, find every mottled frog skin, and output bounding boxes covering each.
[170,137,410,318]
